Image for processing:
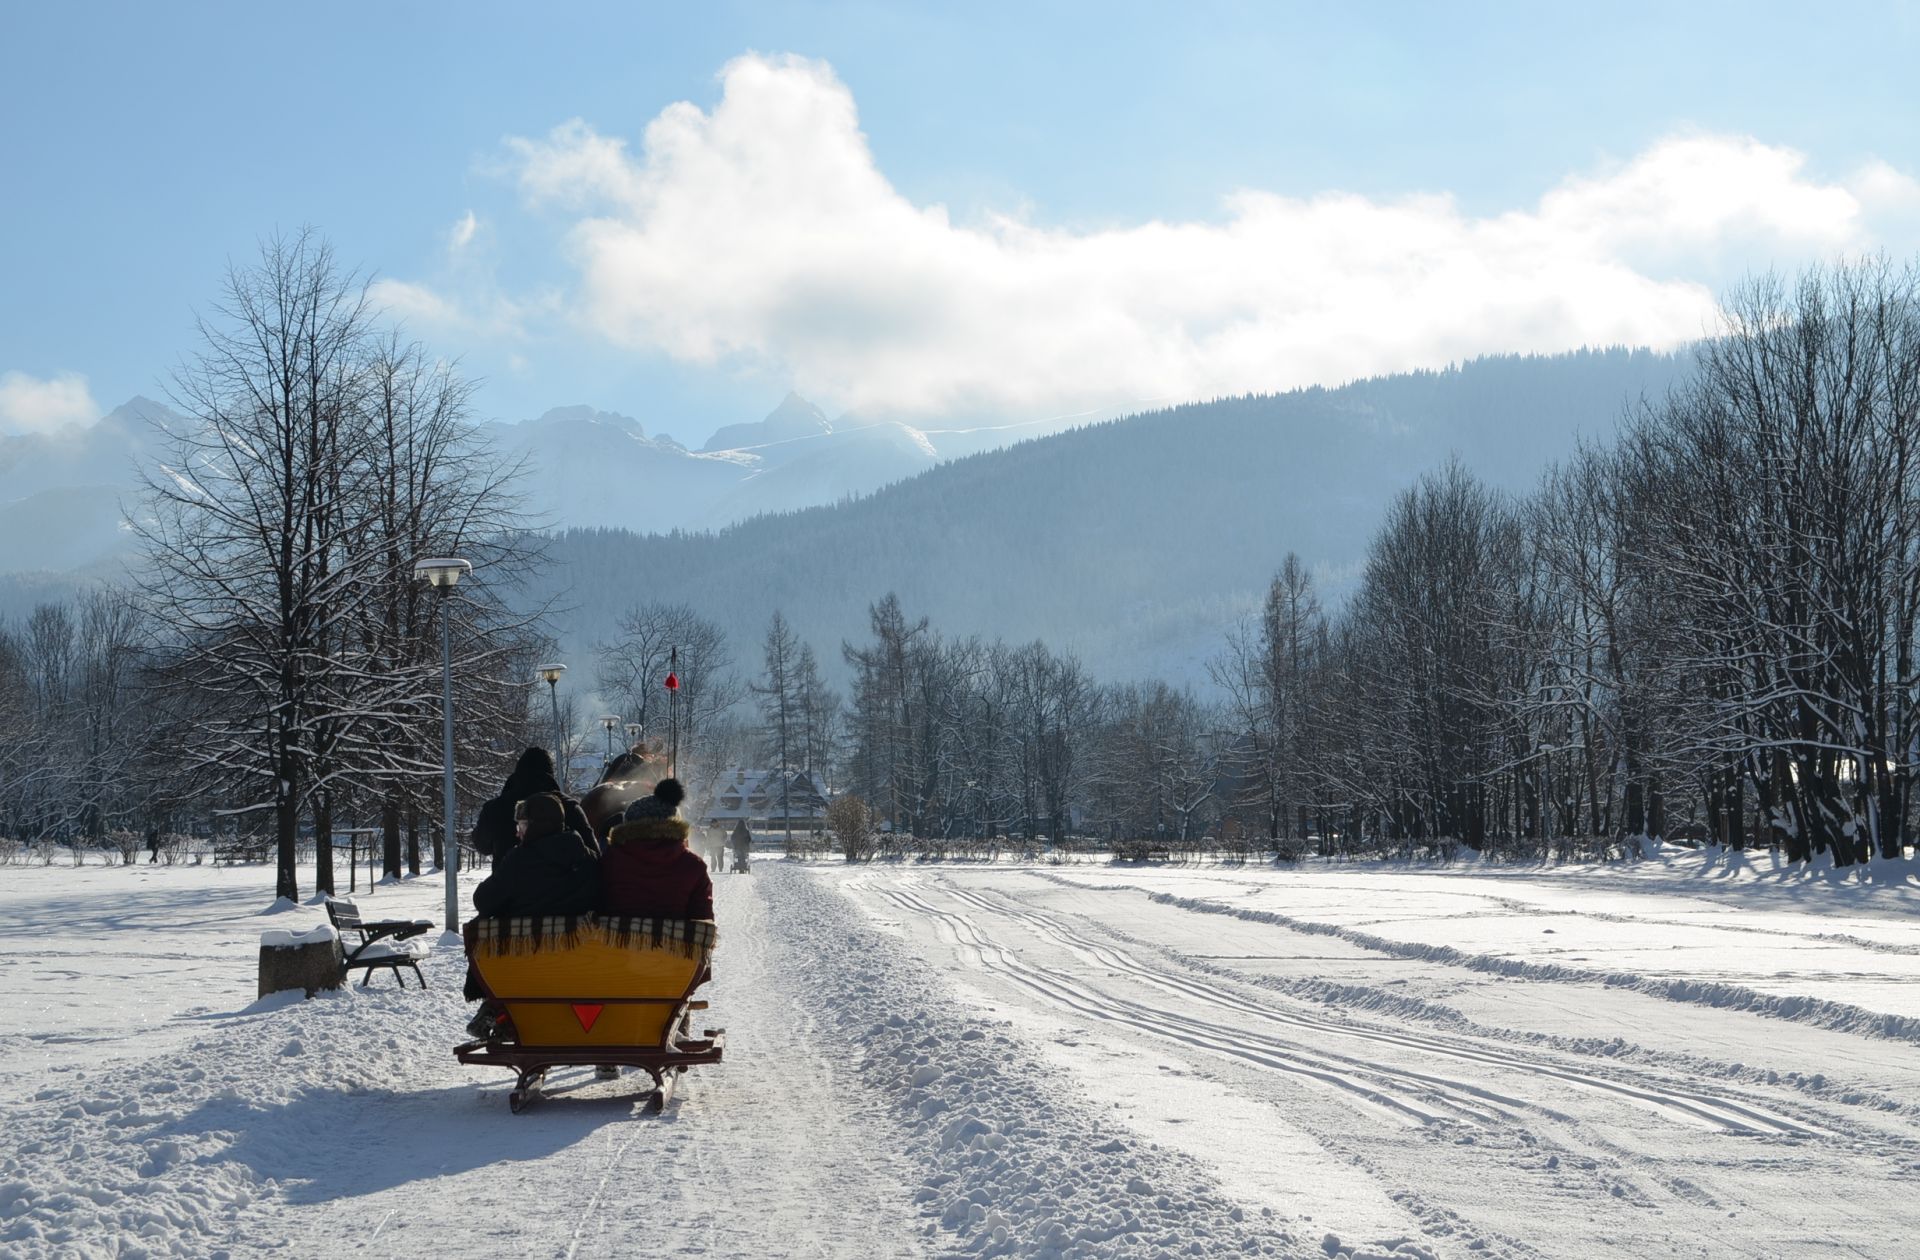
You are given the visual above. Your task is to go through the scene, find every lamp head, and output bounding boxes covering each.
[413,557,472,589]
[536,662,567,685]
[601,715,620,731]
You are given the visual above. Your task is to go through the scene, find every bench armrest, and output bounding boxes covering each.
[362,919,433,942]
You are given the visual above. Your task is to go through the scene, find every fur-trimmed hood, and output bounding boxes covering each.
[608,816,691,848]
[601,815,713,921]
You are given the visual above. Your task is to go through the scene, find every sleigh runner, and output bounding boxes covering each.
[455,914,724,1113]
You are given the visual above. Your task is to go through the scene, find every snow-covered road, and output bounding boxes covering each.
[2,853,1915,1258]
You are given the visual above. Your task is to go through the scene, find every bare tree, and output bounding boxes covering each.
[135,232,379,900]
[134,231,542,900]
[754,610,800,849]
[595,602,740,802]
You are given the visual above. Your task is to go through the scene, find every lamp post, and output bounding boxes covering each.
[536,662,567,786]
[415,557,472,932]
[601,715,620,760]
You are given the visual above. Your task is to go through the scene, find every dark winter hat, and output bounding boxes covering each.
[516,792,567,835]
[514,747,556,778]
[623,777,686,823]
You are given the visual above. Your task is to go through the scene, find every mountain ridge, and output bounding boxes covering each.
[529,347,1691,684]
[0,350,1691,687]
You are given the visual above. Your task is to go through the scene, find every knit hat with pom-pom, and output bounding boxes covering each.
[622,777,686,823]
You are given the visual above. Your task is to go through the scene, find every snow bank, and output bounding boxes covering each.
[769,864,1311,1258]
[0,967,453,1258]
[1140,890,1920,1045]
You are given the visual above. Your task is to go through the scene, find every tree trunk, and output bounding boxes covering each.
[405,802,421,876]
[382,797,402,879]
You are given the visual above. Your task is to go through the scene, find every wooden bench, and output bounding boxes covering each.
[212,836,272,866]
[324,897,432,988]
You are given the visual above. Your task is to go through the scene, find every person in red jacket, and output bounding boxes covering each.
[601,778,715,921]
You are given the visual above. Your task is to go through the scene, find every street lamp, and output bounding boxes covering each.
[601,715,620,759]
[625,722,641,750]
[415,556,471,933]
[535,663,567,786]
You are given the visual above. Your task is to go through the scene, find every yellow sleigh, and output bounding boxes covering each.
[455,915,724,1112]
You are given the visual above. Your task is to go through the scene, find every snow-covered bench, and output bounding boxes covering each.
[324,897,431,988]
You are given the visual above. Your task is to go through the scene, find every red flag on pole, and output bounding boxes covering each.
[666,646,680,777]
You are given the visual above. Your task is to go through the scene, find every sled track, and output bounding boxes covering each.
[884,878,1816,1140]
[1095,879,1920,1046]
[883,884,1528,1128]
[941,879,1828,1138]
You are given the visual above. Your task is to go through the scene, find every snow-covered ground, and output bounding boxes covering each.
[2,850,1916,1258]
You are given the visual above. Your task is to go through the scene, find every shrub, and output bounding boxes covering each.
[825,794,874,863]
[112,830,142,865]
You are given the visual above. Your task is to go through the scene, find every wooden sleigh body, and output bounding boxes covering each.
[454,914,724,1113]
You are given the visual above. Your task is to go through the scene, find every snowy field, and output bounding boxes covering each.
[2,851,1917,1259]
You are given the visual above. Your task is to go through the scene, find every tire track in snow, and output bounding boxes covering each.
[782,866,1322,1258]
[870,880,1559,1260]
[563,1125,648,1260]
[1068,877,1920,1045]
[880,885,1505,1128]
[939,881,1816,1139]
[848,868,1920,1258]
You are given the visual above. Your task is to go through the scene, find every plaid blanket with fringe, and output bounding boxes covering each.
[465,914,718,958]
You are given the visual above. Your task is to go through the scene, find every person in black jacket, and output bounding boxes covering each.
[470,747,599,858]
[472,792,602,918]
[462,793,603,1038]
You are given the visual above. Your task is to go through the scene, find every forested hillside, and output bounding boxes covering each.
[537,348,1688,681]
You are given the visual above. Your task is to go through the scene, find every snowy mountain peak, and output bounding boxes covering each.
[769,390,829,431]
[530,404,646,440]
[702,392,831,452]
[98,395,180,435]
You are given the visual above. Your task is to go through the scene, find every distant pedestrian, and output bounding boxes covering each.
[730,819,753,874]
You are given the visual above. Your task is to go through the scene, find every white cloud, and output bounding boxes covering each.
[370,278,463,327]
[369,276,546,342]
[0,370,98,435]
[450,210,479,252]
[499,54,1917,418]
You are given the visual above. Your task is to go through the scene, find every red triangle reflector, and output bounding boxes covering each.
[572,1003,604,1033]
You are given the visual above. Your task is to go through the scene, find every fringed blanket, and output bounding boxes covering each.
[465,914,718,958]
[602,915,717,956]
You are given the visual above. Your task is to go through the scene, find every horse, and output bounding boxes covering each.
[579,745,667,842]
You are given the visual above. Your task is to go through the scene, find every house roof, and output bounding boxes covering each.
[701,767,831,819]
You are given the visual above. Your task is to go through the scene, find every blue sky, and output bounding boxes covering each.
[4,2,1919,443]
